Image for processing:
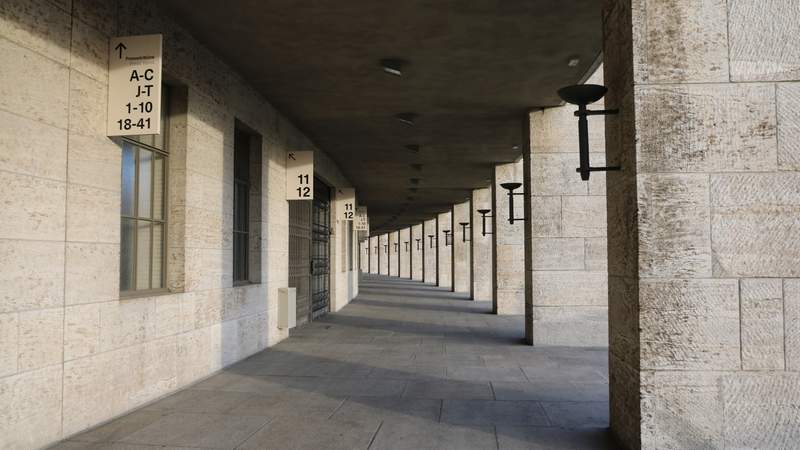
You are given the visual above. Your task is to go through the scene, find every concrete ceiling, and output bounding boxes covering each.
[162,0,603,234]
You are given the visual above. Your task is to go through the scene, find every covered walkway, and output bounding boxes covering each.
[52,275,614,450]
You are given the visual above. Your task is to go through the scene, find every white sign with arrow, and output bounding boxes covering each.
[107,34,163,137]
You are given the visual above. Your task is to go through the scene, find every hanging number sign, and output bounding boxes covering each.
[107,34,163,136]
[355,207,369,231]
[286,151,314,200]
[336,188,356,221]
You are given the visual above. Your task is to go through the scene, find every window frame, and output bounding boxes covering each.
[119,138,170,297]
[232,128,251,285]
[119,85,171,298]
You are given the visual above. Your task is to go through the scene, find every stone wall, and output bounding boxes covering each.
[0,1,357,447]
[378,234,389,275]
[369,236,379,274]
[437,212,453,289]
[399,228,411,278]
[423,219,438,284]
[524,67,608,346]
[493,160,525,314]
[471,187,493,301]
[452,201,471,294]
[411,224,423,281]
[603,0,800,448]
[388,231,399,277]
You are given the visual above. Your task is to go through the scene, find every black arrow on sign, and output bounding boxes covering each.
[115,42,127,59]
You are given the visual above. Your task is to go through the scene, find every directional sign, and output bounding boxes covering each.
[107,34,163,136]
[286,151,314,200]
[336,188,356,221]
[355,207,369,231]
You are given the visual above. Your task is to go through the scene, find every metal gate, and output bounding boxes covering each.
[288,200,312,324]
[310,179,331,319]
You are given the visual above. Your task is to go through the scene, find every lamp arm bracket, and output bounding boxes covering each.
[575,108,619,117]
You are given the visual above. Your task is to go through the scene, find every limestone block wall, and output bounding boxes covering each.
[399,228,411,278]
[0,1,357,448]
[524,67,608,346]
[389,231,400,277]
[452,201,471,294]
[493,160,525,314]
[369,236,379,274]
[359,240,369,272]
[437,212,453,289]
[471,187,493,301]
[423,219,438,284]
[411,224,423,281]
[603,0,800,448]
[378,234,389,275]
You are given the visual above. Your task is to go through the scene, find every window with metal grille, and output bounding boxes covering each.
[120,87,169,294]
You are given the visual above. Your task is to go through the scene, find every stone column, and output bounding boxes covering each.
[399,227,411,278]
[411,224,423,281]
[378,234,388,275]
[604,1,800,448]
[452,201,471,295]
[493,160,525,314]
[423,218,438,284]
[388,231,399,277]
[437,211,453,289]
[360,239,368,273]
[523,66,608,346]
[369,236,379,274]
[471,187,493,301]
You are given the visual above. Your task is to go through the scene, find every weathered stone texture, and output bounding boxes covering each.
[777,83,800,169]
[525,69,608,346]
[399,228,411,279]
[633,0,729,83]
[640,279,740,371]
[641,371,725,450]
[638,174,711,278]
[786,279,800,371]
[739,279,785,370]
[452,202,471,294]
[471,187,492,301]
[532,307,607,346]
[711,173,800,277]
[637,84,777,173]
[729,0,800,82]
[531,271,607,307]
[423,219,438,284]
[437,212,452,289]
[722,372,800,449]
[411,224,423,281]
[494,161,524,314]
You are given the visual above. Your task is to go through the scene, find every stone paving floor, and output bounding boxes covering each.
[52,275,618,450]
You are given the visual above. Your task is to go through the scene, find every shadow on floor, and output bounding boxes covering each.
[52,274,618,450]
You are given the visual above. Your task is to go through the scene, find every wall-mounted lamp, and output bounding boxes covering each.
[557,84,621,181]
[374,246,378,254]
[384,244,388,254]
[500,182,526,224]
[415,238,421,250]
[428,234,436,248]
[476,209,493,236]
[404,241,410,252]
[442,230,452,246]
[393,242,399,252]
[459,222,471,242]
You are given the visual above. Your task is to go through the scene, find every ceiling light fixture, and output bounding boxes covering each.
[567,58,580,67]
[380,58,406,76]
[396,112,418,126]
